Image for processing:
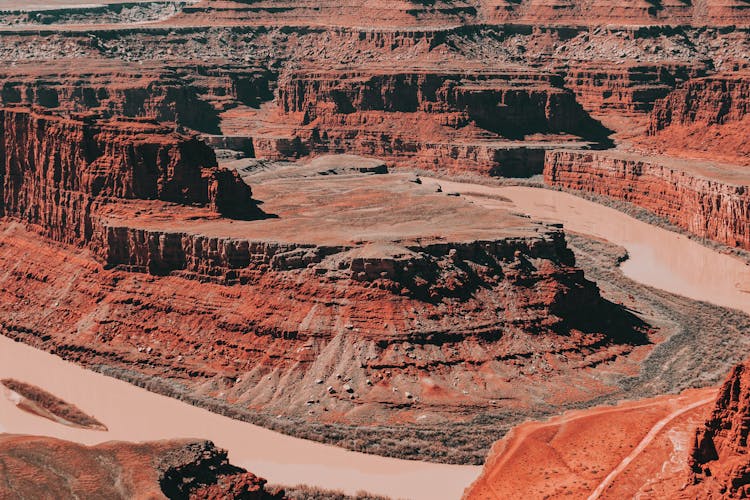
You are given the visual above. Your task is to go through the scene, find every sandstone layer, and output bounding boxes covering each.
[688,361,750,498]
[245,66,606,175]
[0,435,283,500]
[640,71,750,166]
[174,0,750,27]
[544,150,750,251]
[0,24,743,178]
[0,149,652,423]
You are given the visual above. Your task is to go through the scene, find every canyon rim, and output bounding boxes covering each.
[0,1,748,499]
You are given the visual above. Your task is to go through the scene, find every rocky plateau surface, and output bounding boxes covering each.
[0,135,653,423]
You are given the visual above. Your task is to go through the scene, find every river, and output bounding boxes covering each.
[431,180,750,316]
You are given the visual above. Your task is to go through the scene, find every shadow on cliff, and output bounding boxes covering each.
[557,297,651,346]
[222,198,278,221]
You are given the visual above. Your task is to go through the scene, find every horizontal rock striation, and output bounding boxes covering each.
[249,67,607,175]
[643,72,750,165]
[179,0,480,27]
[277,68,607,139]
[544,150,750,250]
[0,62,274,134]
[688,360,750,498]
[483,0,750,25]
[181,0,750,26]
[649,72,750,132]
[0,107,261,244]
[0,151,650,421]
[564,62,707,116]
[0,217,648,422]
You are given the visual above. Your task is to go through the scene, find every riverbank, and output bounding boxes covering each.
[1,177,748,470]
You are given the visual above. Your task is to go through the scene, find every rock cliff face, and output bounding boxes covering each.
[0,62,274,134]
[0,107,260,245]
[688,361,750,498]
[181,0,750,26]
[0,156,650,422]
[0,435,283,500]
[250,67,607,175]
[544,150,750,250]
[564,62,707,116]
[642,72,750,166]
[277,69,596,136]
[484,0,750,25]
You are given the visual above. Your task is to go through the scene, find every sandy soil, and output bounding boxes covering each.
[464,387,717,499]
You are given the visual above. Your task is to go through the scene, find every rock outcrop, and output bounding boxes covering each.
[179,0,750,27]
[0,156,650,422]
[564,62,707,116]
[687,363,750,498]
[0,62,274,134]
[642,72,750,166]
[544,150,750,250]
[249,67,608,175]
[688,361,750,498]
[0,435,283,500]
[0,107,261,246]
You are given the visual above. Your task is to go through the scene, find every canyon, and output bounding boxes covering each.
[0,1,747,499]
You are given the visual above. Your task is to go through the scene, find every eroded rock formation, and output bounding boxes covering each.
[0,143,650,422]
[641,72,750,166]
[544,150,750,250]
[0,107,261,247]
[247,67,608,174]
[0,0,746,479]
[178,0,750,27]
[0,435,283,500]
[688,361,750,498]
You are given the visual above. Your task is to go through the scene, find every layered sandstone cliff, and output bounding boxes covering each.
[249,67,606,175]
[0,435,283,500]
[564,62,707,116]
[0,148,650,423]
[688,361,750,498]
[0,107,261,246]
[642,72,750,166]
[544,150,750,250]
[179,0,750,26]
[0,62,274,134]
